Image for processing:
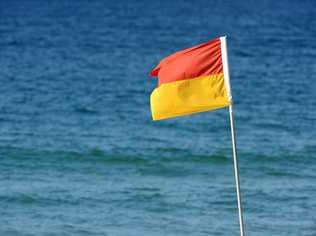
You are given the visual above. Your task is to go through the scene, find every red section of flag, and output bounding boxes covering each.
[150,38,223,85]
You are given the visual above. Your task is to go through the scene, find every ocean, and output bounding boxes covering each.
[0,0,316,235]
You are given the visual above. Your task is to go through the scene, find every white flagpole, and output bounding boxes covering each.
[229,104,245,236]
[220,36,245,236]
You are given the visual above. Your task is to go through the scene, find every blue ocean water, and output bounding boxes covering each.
[0,0,316,235]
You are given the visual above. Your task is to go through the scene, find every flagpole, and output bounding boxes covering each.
[229,104,245,236]
[220,36,245,236]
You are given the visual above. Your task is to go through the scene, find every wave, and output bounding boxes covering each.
[0,144,314,168]
[0,145,230,165]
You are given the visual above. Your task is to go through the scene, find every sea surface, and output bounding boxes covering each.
[0,0,316,235]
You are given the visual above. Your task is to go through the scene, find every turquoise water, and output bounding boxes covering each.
[0,0,316,235]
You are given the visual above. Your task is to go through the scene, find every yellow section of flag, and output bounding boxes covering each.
[151,74,230,120]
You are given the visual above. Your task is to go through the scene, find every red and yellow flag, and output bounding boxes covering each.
[150,36,232,120]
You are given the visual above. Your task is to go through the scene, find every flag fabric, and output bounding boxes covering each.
[150,36,232,121]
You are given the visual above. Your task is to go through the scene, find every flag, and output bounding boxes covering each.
[150,36,232,120]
